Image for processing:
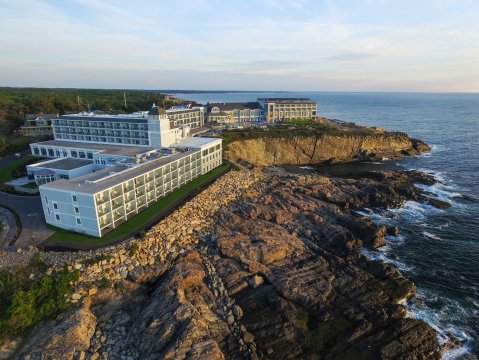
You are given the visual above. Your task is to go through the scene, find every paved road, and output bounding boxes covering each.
[0,192,53,250]
[0,207,17,248]
[0,149,31,169]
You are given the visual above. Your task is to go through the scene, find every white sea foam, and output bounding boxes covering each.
[385,234,406,245]
[405,288,476,359]
[361,247,414,272]
[354,208,394,225]
[388,200,441,223]
[420,144,442,158]
[422,231,443,241]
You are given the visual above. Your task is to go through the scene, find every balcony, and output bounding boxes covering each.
[110,192,122,201]
[97,207,111,216]
[113,212,124,221]
[112,201,123,210]
[96,196,108,205]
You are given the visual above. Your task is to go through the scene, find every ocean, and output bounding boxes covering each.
[172,91,479,359]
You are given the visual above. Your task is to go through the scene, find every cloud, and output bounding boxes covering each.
[326,53,378,62]
[73,0,130,16]
[0,0,478,91]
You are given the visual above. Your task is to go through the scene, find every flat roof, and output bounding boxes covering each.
[32,140,154,157]
[60,114,148,123]
[40,149,198,194]
[176,137,222,149]
[32,158,93,171]
[166,108,198,114]
[257,98,316,104]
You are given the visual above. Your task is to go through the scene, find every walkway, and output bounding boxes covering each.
[0,192,53,250]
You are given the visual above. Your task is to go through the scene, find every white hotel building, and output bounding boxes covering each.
[29,105,222,237]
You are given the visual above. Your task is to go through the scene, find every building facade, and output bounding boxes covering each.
[204,98,318,123]
[257,98,317,122]
[19,114,57,136]
[31,104,222,237]
[50,107,203,146]
[167,107,204,129]
[40,143,221,237]
[206,102,263,123]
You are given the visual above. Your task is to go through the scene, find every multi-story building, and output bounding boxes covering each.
[30,104,222,237]
[206,102,263,123]
[19,113,57,136]
[257,98,317,122]
[204,98,317,123]
[49,107,203,146]
[167,107,204,129]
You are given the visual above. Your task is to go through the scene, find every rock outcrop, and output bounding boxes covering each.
[8,169,450,359]
[223,132,430,166]
[14,298,96,360]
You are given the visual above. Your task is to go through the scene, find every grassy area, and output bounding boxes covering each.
[219,121,375,145]
[21,182,38,189]
[0,254,80,340]
[0,134,52,157]
[0,155,40,183]
[42,162,231,248]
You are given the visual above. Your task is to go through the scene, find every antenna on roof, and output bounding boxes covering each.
[123,92,127,109]
[87,102,91,112]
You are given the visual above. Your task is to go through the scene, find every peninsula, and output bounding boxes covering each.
[0,95,454,360]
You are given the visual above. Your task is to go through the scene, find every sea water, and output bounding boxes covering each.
[172,91,479,359]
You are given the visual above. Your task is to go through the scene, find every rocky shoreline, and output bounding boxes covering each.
[0,166,457,359]
[224,131,430,166]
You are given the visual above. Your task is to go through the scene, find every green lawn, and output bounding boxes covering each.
[21,182,38,189]
[42,162,231,248]
[0,156,40,183]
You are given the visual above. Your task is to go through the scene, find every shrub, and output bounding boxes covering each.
[129,242,140,256]
[97,277,111,290]
[0,255,80,339]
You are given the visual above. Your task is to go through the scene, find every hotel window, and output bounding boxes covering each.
[44,196,48,204]
[72,195,77,202]
[53,202,58,210]
[55,214,60,221]
[74,207,79,214]
[76,218,81,225]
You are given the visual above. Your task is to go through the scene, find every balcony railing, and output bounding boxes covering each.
[112,201,123,210]
[113,212,123,221]
[96,197,108,205]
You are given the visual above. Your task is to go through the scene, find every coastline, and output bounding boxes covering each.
[3,163,459,359]
[1,104,475,358]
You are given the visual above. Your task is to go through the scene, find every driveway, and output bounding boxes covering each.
[0,192,54,250]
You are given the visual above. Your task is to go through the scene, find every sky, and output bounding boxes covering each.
[1,0,479,92]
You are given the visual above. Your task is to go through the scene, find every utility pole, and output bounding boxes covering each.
[77,95,81,105]
[123,92,127,109]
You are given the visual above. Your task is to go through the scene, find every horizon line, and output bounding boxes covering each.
[1,86,479,95]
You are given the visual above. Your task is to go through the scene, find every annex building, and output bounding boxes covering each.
[204,98,317,124]
[29,105,222,237]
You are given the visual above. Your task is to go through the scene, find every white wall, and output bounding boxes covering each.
[40,187,100,237]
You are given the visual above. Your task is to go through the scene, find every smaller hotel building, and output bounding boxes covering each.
[30,105,221,237]
[204,98,317,123]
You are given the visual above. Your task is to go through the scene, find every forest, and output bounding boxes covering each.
[0,87,185,156]
[0,87,184,133]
